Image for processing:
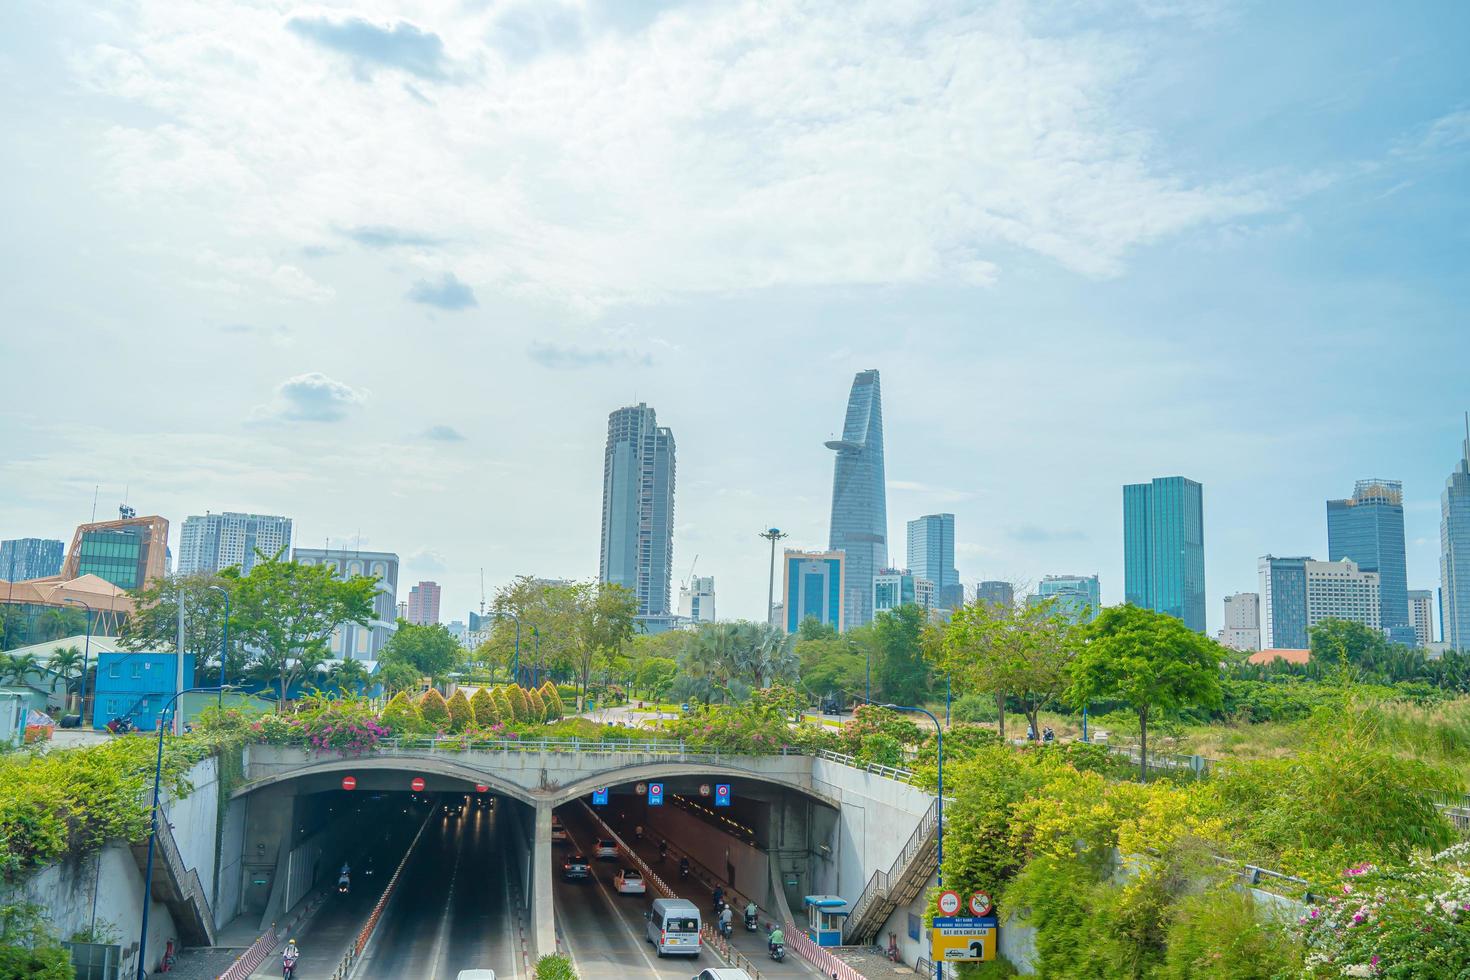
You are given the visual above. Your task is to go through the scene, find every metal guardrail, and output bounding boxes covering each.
[217,925,277,980]
[814,748,919,784]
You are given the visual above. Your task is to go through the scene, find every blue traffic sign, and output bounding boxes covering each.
[714,783,732,807]
[648,782,665,806]
[591,788,609,806]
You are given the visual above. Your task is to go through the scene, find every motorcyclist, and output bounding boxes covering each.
[658,840,668,860]
[282,939,300,978]
[340,861,350,876]
[745,900,759,930]
[768,925,785,955]
[712,885,725,910]
[718,903,734,937]
[679,856,690,878]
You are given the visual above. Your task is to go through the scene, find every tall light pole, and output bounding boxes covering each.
[207,586,230,712]
[137,684,233,980]
[758,528,788,629]
[62,597,93,725]
[498,612,522,685]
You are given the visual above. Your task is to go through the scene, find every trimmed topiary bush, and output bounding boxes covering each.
[540,681,565,719]
[418,689,450,729]
[493,688,515,724]
[506,685,531,723]
[470,687,499,726]
[446,689,474,733]
[526,687,547,722]
[380,691,422,734]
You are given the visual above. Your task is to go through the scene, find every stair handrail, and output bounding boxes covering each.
[846,796,940,938]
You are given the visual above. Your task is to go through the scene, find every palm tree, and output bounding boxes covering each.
[48,646,84,698]
[330,659,370,696]
[2,653,41,687]
[732,622,799,688]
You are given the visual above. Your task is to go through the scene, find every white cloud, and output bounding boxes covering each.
[252,372,368,423]
[72,0,1278,310]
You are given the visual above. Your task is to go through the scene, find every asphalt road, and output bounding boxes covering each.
[351,799,525,980]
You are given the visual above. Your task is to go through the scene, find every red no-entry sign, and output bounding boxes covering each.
[341,776,357,791]
[476,784,490,793]
[411,777,426,792]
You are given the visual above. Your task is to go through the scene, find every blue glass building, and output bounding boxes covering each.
[0,538,64,581]
[1032,574,1101,623]
[1258,555,1310,649]
[826,370,887,627]
[784,551,846,633]
[1328,480,1413,645]
[1123,476,1206,632]
[907,514,962,609]
[1442,425,1470,651]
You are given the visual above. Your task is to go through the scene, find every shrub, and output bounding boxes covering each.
[1157,886,1301,979]
[418,689,450,729]
[0,943,71,979]
[952,693,999,723]
[381,692,422,734]
[493,688,514,724]
[289,696,389,755]
[533,953,576,979]
[526,687,547,723]
[540,681,565,719]
[942,746,1047,896]
[858,733,902,766]
[446,690,474,733]
[505,685,531,723]
[470,688,499,726]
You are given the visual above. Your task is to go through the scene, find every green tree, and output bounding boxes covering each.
[871,605,931,705]
[0,654,40,687]
[797,617,838,641]
[46,647,84,699]
[568,582,638,710]
[935,598,1078,742]
[1066,605,1224,781]
[119,571,242,677]
[329,658,370,695]
[470,687,499,726]
[796,637,866,701]
[446,689,474,732]
[224,555,377,710]
[418,688,450,728]
[381,623,462,683]
[732,621,798,688]
[634,657,678,702]
[378,661,421,697]
[1309,617,1393,669]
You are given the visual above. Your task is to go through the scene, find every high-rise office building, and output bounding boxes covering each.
[677,576,716,623]
[292,547,399,660]
[1031,574,1101,624]
[826,370,887,628]
[1219,592,1261,652]
[177,511,293,576]
[60,511,170,591]
[407,581,442,625]
[0,538,64,581]
[1259,556,1311,649]
[599,403,677,623]
[1124,476,1206,632]
[1328,480,1412,645]
[1442,421,1470,652]
[783,550,846,633]
[1260,555,1380,650]
[1407,589,1435,647]
[873,568,936,616]
[907,514,962,610]
[976,581,1014,612]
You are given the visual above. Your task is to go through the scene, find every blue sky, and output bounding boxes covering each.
[1,0,1466,632]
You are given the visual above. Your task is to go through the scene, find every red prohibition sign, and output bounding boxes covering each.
[476,784,490,793]
[341,776,357,791]
[410,777,426,792]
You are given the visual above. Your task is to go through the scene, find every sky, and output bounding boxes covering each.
[2,0,1467,634]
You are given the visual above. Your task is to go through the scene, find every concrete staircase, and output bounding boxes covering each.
[131,808,216,947]
[843,797,939,945]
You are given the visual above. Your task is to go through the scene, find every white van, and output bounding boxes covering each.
[645,897,702,958]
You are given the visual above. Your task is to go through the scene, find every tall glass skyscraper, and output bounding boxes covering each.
[599,403,676,619]
[0,538,64,581]
[1123,476,1206,632]
[1442,422,1470,651]
[1328,480,1412,644]
[907,513,962,609]
[826,370,887,627]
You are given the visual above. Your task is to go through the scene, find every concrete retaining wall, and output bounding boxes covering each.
[809,758,934,900]
[647,804,773,907]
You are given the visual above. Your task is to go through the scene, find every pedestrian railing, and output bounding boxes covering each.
[318,810,434,980]
[814,748,919,784]
[216,926,277,980]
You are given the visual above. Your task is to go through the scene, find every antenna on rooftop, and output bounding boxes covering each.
[90,485,99,523]
[480,568,486,616]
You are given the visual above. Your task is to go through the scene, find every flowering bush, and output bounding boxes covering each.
[1294,851,1470,978]
[266,696,389,755]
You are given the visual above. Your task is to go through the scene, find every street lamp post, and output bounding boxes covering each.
[62,598,93,725]
[136,685,232,980]
[757,528,788,628]
[206,587,230,712]
[883,701,944,980]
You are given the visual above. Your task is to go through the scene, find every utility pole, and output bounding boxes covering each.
[758,528,788,629]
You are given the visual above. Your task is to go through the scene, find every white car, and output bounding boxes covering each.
[455,971,496,980]
[594,838,619,860]
[693,971,753,980]
[614,868,646,895]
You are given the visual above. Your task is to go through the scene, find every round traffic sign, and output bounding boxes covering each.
[648,783,664,798]
[341,776,357,791]
[969,891,993,916]
[476,784,490,794]
[410,777,426,792]
[636,782,647,795]
[937,890,961,916]
[716,784,731,800]
[699,784,711,796]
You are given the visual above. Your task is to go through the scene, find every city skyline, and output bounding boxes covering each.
[2,5,1468,633]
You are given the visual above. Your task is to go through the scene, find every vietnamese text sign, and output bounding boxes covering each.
[931,915,998,962]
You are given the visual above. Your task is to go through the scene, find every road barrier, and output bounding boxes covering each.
[216,924,277,980]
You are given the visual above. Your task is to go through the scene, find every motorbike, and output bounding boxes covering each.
[1042,727,1055,743]
[282,954,299,979]
[679,860,690,880]
[337,874,350,894]
[745,911,758,932]
[720,918,733,939]
[769,941,785,962]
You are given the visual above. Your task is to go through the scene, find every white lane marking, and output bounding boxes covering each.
[565,820,677,979]
[428,820,461,980]
[502,828,523,980]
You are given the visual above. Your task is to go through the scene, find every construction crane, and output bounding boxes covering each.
[681,555,699,591]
